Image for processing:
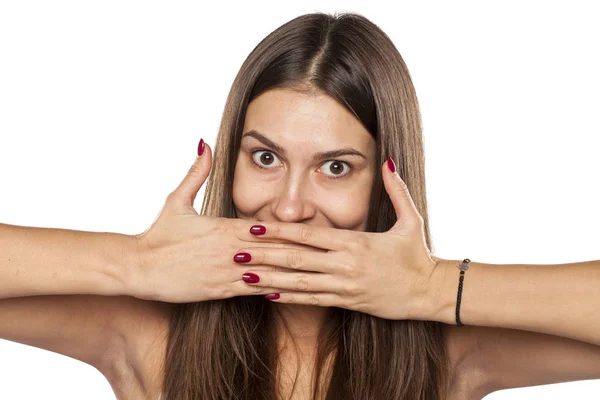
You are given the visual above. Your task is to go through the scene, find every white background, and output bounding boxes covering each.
[1,1,598,399]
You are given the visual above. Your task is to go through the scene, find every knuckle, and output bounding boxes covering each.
[231,218,244,239]
[347,234,367,252]
[164,192,181,212]
[308,293,319,305]
[397,179,410,195]
[344,283,362,296]
[249,284,263,294]
[405,218,422,233]
[253,249,264,264]
[280,293,292,304]
[211,220,229,235]
[350,297,366,312]
[342,263,359,278]
[298,225,315,243]
[286,251,303,269]
[187,161,203,178]
[165,191,177,204]
[271,223,282,238]
[294,275,309,291]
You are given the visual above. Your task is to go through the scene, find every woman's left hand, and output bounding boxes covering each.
[234,158,446,321]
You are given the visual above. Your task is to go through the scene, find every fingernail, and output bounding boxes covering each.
[242,272,260,283]
[234,252,251,263]
[265,293,280,300]
[250,224,266,235]
[198,138,205,156]
[386,157,396,173]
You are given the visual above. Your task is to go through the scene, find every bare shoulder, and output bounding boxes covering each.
[443,323,490,400]
[107,296,174,400]
[111,312,489,399]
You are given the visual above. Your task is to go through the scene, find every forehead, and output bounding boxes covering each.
[243,88,374,151]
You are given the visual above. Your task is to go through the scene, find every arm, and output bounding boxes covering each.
[426,258,600,346]
[0,222,144,383]
[460,325,600,397]
[0,294,155,383]
[0,222,136,299]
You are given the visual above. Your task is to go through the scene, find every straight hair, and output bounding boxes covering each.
[160,11,451,399]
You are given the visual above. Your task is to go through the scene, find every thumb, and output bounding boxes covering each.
[382,157,420,229]
[169,138,213,212]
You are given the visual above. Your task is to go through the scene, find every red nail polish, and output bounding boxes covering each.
[198,138,205,156]
[265,293,280,300]
[250,225,266,235]
[387,157,396,173]
[234,252,251,263]
[242,273,260,283]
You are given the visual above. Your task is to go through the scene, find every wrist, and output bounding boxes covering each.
[90,231,142,298]
[114,233,150,300]
[126,233,161,301]
[423,257,461,325]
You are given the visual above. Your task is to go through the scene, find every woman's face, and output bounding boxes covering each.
[233,88,377,232]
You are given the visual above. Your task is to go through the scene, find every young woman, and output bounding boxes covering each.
[2,12,599,400]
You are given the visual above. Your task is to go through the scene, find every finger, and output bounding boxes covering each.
[238,221,354,251]
[232,280,290,297]
[168,139,212,212]
[246,241,328,253]
[238,270,344,294]
[382,157,420,227]
[263,291,344,308]
[234,247,343,274]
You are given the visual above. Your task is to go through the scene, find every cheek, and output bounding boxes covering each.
[319,186,371,230]
[232,156,268,215]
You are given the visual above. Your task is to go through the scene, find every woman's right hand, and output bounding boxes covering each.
[128,139,323,303]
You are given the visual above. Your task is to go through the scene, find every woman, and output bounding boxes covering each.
[1,11,599,400]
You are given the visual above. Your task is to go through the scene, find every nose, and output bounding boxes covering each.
[271,172,316,223]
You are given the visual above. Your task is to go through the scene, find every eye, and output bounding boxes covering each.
[319,160,352,179]
[251,150,282,169]
[250,149,353,180]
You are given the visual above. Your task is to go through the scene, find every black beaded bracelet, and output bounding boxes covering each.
[455,258,471,327]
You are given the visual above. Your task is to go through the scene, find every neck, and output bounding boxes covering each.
[272,303,330,351]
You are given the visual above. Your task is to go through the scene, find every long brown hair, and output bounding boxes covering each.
[161,11,450,399]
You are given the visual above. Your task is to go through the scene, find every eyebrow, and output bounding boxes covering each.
[241,130,367,162]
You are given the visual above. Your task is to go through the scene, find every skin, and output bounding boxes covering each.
[111,88,488,399]
[232,87,378,358]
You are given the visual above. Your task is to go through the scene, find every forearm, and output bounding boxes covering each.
[427,258,600,346]
[0,223,137,299]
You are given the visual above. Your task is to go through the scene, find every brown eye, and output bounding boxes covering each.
[260,152,274,165]
[321,160,351,179]
[251,150,281,169]
[329,161,343,174]
[251,150,352,180]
